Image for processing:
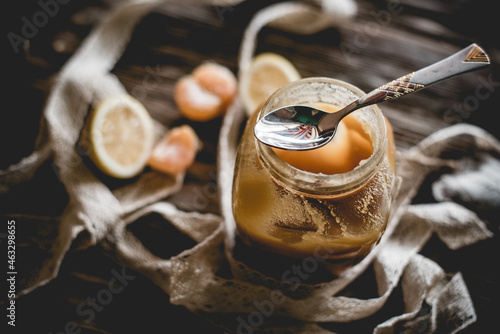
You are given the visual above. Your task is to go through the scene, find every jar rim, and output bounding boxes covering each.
[256,77,388,196]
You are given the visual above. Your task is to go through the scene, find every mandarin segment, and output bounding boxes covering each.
[174,76,223,121]
[192,62,237,106]
[147,125,200,175]
[174,62,237,121]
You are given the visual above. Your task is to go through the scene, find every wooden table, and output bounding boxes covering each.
[3,0,499,333]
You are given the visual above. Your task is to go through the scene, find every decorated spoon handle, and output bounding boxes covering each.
[358,43,490,106]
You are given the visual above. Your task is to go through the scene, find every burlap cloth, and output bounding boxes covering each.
[2,0,498,333]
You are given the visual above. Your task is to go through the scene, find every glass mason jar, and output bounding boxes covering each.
[232,77,397,276]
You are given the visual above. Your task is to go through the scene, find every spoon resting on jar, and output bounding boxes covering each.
[254,43,490,151]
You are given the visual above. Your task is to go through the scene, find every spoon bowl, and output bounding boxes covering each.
[254,105,334,150]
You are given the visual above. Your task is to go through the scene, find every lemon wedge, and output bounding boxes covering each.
[86,95,154,179]
[239,53,301,116]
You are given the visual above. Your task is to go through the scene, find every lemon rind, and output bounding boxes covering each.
[88,95,154,179]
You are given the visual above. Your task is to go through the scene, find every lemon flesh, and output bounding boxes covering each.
[240,53,301,116]
[87,95,154,179]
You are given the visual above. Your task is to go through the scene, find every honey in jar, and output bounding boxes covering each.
[232,77,396,276]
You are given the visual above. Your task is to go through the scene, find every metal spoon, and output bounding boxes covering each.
[254,43,490,151]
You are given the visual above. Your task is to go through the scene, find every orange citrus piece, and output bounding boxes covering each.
[147,125,200,175]
[192,62,237,106]
[174,62,237,121]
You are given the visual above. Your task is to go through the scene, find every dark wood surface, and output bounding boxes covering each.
[2,0,499,333]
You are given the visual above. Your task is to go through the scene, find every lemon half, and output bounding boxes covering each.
[87,95,154,179]
[239,53,301,116]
